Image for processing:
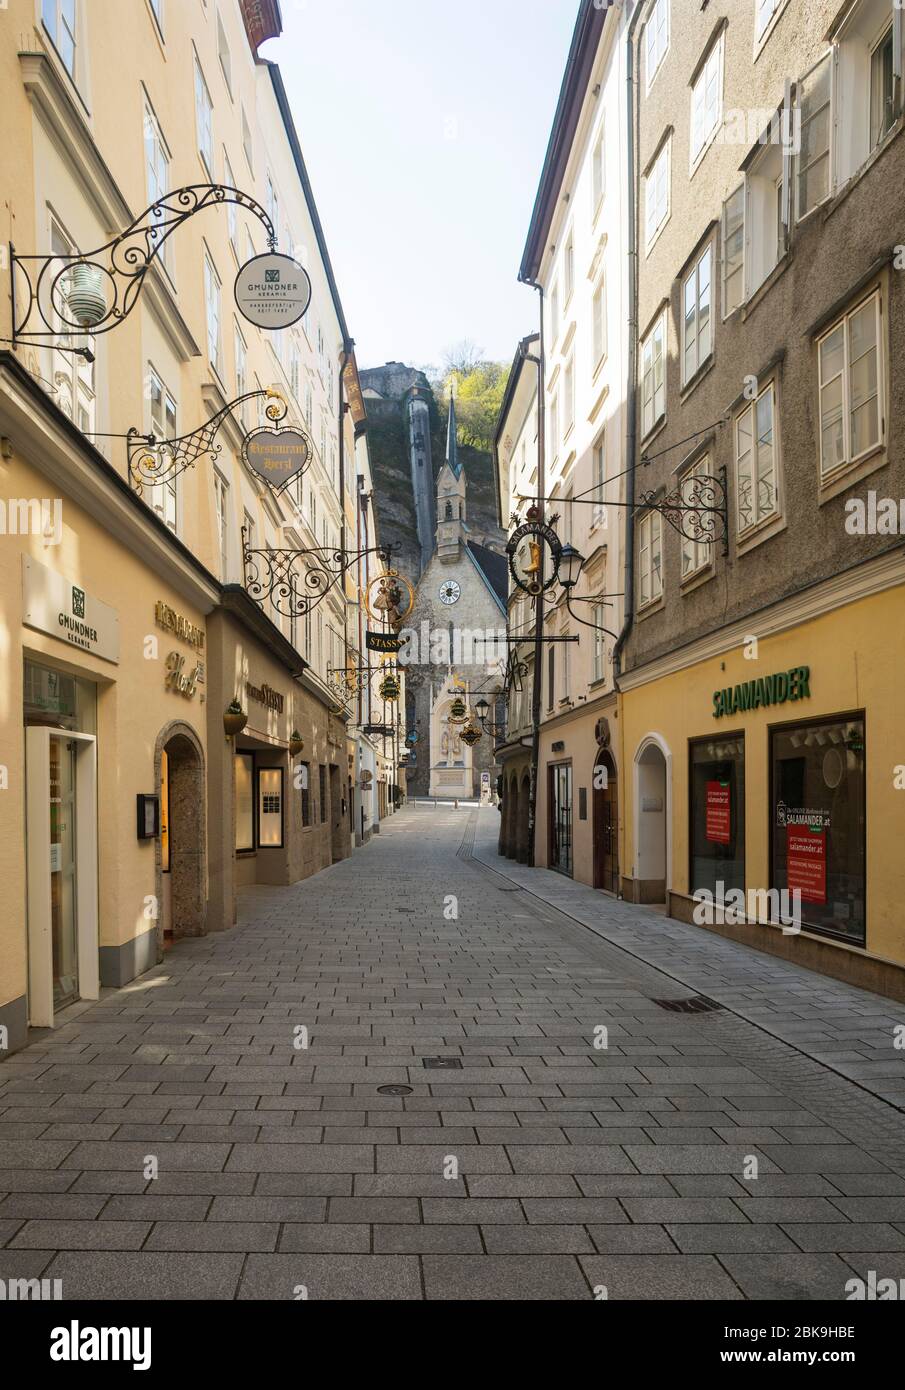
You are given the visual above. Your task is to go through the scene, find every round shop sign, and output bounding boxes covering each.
[506,519,562,596]
[242,425,311,493]
[235,252,312,330]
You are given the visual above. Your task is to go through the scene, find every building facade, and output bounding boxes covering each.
[0,0,383,1053]
[617,0,905,995]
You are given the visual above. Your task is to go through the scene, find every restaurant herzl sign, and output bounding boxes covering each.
[242,424,311,492]
[22,556,119,664]
[235,253,312,330]
[366,630,403,654]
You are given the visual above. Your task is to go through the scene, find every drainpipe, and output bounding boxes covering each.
[612,0,643,680]
[517,285,545,869]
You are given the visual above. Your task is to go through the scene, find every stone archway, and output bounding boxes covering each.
[155,721,206,948]
[593,748,619,894]
[633,735,671,905]
[502,773,518,858]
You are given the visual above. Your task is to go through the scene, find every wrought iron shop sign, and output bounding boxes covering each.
[242,424,310,492]
[235,253,312,330]
[712,666,810,719]
[507,518,562,596]
[366,630,403,654]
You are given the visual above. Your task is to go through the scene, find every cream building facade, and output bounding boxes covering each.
[0,0,385,1054]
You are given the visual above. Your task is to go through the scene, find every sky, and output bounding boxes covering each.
[264,0,578,373]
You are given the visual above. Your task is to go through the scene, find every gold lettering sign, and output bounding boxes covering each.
[155,601,205,651]
[246,680,284,714]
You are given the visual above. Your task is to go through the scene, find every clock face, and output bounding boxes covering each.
[439,580,461,606]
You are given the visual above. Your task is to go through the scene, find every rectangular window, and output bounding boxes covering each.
[682,244,712,385]
[645,0,669,88]
[217,12,232,95]
[235,753,254,851]
[144,102,171,270]
[563,358,575,438]
[214,469,229,579]
[691,32,724,165]
[640,312,666,437]
[43,0,77,77]
[637,511,663,610]
[547,644,555,712]
[796,51,831,219]
[149,0,163,32]
[242,106,254,169]
[257,768,284,848]
[690,735,745,901]
[564,229,574,304]
[680,457,712,579]
[194,57,213,173]
[549,282,560,344]
[592,275,606,368]
[817,290,882,477]
[319,765,327,823]
[204,253,222,375]
[592,433,606,526]
[645,138,670,249]
[224,152,238,254]
[234,322,247,421]
[756,0,783,42]
[735,382,778,534]
[50,217,95,432]
[721,184,745,316]
[550,391,560,461]
[592,126,605,214]
[870,23,897,149]
[549,763,573,876]
[771,715,865,944]
[300,762,311,826]
[592,608,606,683]
[147,366,178,532]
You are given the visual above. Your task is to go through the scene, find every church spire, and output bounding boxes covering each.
[446,384,461,479]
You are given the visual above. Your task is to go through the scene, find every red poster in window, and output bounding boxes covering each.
[705,780,731,844]
[786,825,827,904]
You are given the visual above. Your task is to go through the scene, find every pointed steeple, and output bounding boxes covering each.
[446,384,461,479]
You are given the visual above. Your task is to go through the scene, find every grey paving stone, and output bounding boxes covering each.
[422,1198,525,1224]
[422,1254,589,1300]
[62,1141,230,1172]
[579,1254,742,1300]
[238,1254,422,1300]
[481,1225,595,1254]
[11,1221,151,1250]
[718,1253,856,1300]
[144,1220,277,1252]
[667,1224,799,1253]
[278,1224,370,1253]
[0,1193,106,1220]
[226,1143,374,1173]
[46,1251,243,1299]
[465,1175,581,1198]
[521,1198,624,1224]
[99,1196,212,1221]
[782,1223,905,1252]
[587,1225,676,1254]
[373,1224,482,1253]
[376,1145,511,1174]
[328,1197,420,1224]
[733,1197,853,1223]
[622,1199,749,1224]
[625,1146,778,1175]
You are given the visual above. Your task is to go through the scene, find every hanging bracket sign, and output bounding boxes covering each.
[235,252,312,329]
[242,424,311,492]
[366,630,403,654]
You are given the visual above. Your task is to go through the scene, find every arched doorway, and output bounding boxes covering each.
[593,748,618,894]
[506,774,519,858]
[155,723,206,949]
[634,736,670,905]
[516,773,531,863]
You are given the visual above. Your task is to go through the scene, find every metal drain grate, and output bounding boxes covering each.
[651,995,726,1014]
[422,1057,463,1069]
[377,1084,413,1095]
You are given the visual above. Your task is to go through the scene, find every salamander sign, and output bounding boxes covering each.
[712,666,810,719]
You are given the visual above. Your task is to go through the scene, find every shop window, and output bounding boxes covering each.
[689,735,745,899]
[770,715,866,943]
[257,767,284,848]
[235,752,254,851]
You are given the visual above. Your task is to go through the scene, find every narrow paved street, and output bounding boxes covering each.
[2,805,905,1301]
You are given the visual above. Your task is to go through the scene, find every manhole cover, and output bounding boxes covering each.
[651,995,725,1014]
[377,1084,413,1095]
[422,1057,463,1069]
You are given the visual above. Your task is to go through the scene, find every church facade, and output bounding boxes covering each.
[399,397,508,800]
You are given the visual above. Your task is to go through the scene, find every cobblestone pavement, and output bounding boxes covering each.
[2,805,905,1301]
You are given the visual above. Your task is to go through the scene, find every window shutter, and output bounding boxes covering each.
[780,79,792,231]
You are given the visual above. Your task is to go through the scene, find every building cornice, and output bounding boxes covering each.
[619,546,905,691]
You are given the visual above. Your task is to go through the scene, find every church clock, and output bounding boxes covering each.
[439,580,461,606]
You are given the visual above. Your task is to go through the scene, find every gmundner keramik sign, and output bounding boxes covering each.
[712,666,810,719]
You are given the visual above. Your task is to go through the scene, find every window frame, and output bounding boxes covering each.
[637,510,663,611]
[645,0,670,92]
[681,242,713,387]
[690,30,725,170]
[194,54,214,175]
[645,135,671,252]
[816,287,884,480]
[640,309,666,439]
[204,250,223,377]
[735,379,780,538]
[679,455,714,582]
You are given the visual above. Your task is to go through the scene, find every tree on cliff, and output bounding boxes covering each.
[423,344,510,452]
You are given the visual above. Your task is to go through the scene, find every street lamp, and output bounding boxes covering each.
[559,543,585,591]
[474,696,490,721]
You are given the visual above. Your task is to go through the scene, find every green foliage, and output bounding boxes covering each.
[434,358,510,453]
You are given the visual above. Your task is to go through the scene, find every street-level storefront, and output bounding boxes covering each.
[534,692,621,891]
[619,571,905,997]
[205,589,349,933]
[0,368,215,1051]
[498,744,532,863]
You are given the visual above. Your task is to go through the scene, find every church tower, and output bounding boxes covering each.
[436,391,467,564]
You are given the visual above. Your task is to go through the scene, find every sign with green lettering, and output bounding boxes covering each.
[712,666,810,719]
